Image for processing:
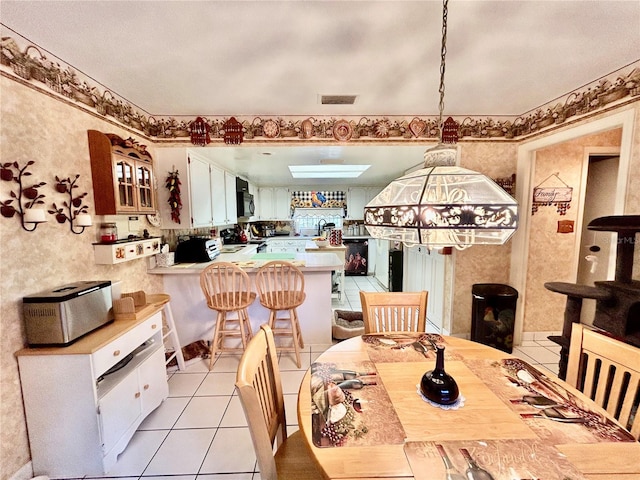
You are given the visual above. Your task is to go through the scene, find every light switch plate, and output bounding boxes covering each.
[128,215,140,233]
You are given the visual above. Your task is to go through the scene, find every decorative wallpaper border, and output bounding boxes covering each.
[2,26,639,144]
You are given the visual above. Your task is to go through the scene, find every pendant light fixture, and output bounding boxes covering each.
[364,0,518,249]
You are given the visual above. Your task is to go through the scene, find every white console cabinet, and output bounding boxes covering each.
[16,309,168,478]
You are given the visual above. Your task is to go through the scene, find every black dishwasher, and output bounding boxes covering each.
[344,238,368,276]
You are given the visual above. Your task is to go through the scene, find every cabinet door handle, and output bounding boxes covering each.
[135,392,141,399]
[113,350,121,356]
[151,323,157,329]
[144,384,150,390]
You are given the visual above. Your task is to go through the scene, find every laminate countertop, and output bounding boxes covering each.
[148,249,344,275]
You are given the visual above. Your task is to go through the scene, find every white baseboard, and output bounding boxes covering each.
[9,461,33,480]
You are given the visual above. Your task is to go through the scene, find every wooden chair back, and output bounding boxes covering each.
[200,262,254,311]
[359,290,428,333]
[255,261,305,310]
[566,323,640,439]
[235,324,287,480]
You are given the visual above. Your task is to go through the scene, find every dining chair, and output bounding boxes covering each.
[199,262,256,370]
[254,260,306,368]
[359,290,428,333]
[566,323,640,439]
[235,324,323,480]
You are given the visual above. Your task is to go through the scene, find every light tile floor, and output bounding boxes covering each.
[91,276,560,480]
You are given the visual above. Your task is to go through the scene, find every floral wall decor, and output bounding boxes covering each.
[0,160,47,231]
[49,174,91,234]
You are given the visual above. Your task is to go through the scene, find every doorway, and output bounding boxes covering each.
[576,152,620,323]
[510,108,634,345]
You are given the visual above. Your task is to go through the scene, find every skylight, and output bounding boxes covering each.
[288,165,371,178]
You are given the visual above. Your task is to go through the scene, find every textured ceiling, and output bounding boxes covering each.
[2,1,639,186]
[3,0,639,117]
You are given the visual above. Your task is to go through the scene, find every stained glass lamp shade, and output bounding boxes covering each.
[364,145,518,248]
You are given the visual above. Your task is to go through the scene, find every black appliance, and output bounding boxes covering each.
[237,191,255,218]
[471,284,518,354]
[175,238,220,263]
[221,227,247,245]
[236,177,255,218]
[344,238,368,276]
[389,249,403,292]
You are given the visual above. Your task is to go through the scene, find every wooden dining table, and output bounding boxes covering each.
[297,333,640,480]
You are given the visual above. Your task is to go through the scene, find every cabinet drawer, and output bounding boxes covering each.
[92,312,162,377]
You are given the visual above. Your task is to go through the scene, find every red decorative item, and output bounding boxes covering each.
[223,117,243,145]
[190,117,210,146]
[165,169,182,223]
[442,117,459,144]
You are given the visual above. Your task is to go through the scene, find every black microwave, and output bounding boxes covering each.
[237,191,255,218]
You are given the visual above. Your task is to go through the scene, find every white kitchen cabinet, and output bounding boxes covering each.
[403,245,445,331]
[16,310,168,478]
[257,187,274,219]
[373,238,389,289]
[224,170,238,225]
[257,187,291,220]
[156,149,237,228]
[266,238,309,253]
[347,187,382,220]
[367,239,376,275]
[211,162,226,225]
[189,154,215,227]
[156,149,214,229]
[274,187,292,219]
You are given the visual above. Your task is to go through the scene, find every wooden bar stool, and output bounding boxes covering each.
[255,261,306,368]
[200,262,256,370]
[147,293,187,371]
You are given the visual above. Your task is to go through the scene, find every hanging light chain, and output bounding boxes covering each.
[438,0,448,143]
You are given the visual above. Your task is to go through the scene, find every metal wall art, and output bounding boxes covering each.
[0,161,47,231]
[222,117,243,145]
[49,174,92,234]
[532,173,572,215]
[189,116,210,146]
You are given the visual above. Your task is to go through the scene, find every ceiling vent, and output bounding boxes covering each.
[320,95,357,105]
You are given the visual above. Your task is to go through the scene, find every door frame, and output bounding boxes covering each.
[575,147,621,283]
[509,107,635,345]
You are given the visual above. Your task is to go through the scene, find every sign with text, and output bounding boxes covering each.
[533,186,572,204]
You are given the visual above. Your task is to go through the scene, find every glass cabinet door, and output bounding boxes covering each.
[136,162,154,211]
[115,158,136,210]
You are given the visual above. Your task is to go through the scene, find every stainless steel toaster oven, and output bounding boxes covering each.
[22,281,113,346]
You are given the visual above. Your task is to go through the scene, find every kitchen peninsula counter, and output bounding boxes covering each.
[148,250,343,349]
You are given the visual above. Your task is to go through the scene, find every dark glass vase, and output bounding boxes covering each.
[420,345,459,405]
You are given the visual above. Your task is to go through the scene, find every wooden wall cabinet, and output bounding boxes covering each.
[88,130,156,215]
[17,310,168,477]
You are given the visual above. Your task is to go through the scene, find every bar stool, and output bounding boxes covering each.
[200,262,256,370]
[146,293,186,371]
[255,260,306,368]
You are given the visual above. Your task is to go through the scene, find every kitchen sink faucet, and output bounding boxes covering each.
[317,219,327,236]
